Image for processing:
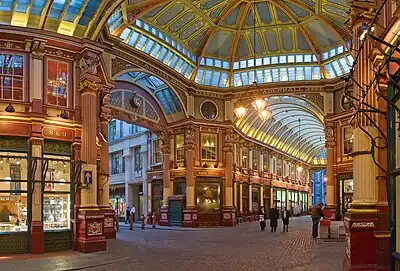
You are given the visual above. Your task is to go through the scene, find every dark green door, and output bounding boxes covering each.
[169,201,182,226]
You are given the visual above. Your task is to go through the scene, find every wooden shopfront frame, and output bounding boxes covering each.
[195,176,222,227]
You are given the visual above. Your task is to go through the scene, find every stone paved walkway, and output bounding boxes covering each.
[0,216,344,271]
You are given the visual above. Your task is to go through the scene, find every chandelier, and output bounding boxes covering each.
[233,0,272,121]
[48,77,67,88]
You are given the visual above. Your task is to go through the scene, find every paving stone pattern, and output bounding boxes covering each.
[0,216,344,271]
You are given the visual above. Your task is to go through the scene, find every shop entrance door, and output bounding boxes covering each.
[337,175,353,219]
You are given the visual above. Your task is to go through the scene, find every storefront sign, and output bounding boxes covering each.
[336,165,353,174]
[43,127,73,141]
[196,170,224,177]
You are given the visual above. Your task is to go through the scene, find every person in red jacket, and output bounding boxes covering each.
[141,213,146,229]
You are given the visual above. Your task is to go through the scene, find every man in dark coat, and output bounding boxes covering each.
[311,203,324,238]
[269,205,279,232]
[282,207,290,232]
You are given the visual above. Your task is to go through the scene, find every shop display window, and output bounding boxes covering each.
[152,181,163,213]
[109,197,126,218]
[47,59,68,107]
[0,53,24,101]
[242,184,249,213]
[201,133,217,161]
[197,182,220,213]
[175,134,184,161]
[0,152,28,232]
[252,187,260,212]
[134,146,142,177]
[43,155,71,231]
[174,178,186,195]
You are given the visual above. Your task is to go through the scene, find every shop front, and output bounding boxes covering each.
[109,184,126,221]
[273,187,287,214]
[251,185,260,214]
[196,177,221,227]
[263,186,271,218]
[151,179,163,215]
[288,190,299,214]
[0,137,73,254]
[337,174,353,220]
[242,183,249,215]
[299,191,309,215]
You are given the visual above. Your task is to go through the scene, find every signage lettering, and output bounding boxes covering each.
[43,127,73,140]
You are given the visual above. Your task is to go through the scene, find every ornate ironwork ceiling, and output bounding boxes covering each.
[235,95,325,163]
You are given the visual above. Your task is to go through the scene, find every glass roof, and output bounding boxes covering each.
[0,0,102,36]
[117,71,183,117]
[108,0,352,87]
[235,95,325,163]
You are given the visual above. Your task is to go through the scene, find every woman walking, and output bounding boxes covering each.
[282,207,290,232]
[269,205,279,232]
[258,206,267,231]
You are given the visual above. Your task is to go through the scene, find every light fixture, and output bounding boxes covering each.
[324,177,328,182]
[234,106,247,119]
[5,104,15,113]
[4,177,11,184]
[60,110,69,119]
[296,165,303,173]
[233,1,272,121]
[251,99,267,113]
[259,109,272,121]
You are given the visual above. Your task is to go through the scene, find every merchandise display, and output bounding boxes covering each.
[43,194,70,230]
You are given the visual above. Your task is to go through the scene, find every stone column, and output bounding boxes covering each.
[99,110,115,239]
[159,131,172,226]
[75,51,106,253]
[249,183,253,214]
[142,146,149,221]
[239,183,243,214]
[124,152,133,208]
[182,125,198,227]
[344,3,387,269]
[222,128,235,226]
[325,124,336,218]
[30,138,44,254]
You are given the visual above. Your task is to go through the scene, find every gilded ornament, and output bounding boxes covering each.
[161,131,172,154]
[184,125,196,142]
[81,54,100,75]
[79,79,102,92]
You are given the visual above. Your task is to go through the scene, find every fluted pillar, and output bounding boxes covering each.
[344,2,388,269]
[182,125,198,227]
[222,128,235,226]
[159,131,172,226]
[325,124,336,217]
[74,50,106,253]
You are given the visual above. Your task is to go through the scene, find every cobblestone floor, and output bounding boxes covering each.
[0,216,344,271]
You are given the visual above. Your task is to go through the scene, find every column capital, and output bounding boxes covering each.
[79,78,103,93]
[346,1,376,31]
[160,130,172,154]
[29,39,47,60]
[184,124,196,151]
[30,137,44,146]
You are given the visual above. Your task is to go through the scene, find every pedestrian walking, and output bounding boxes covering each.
[258,206,267,231]
[282,207,290,232]
[125,206,130,224]
[311,203,324,238]
[131,206,136,222]
[269,205,279,232]
[152,212,157,228]
[141,213,146,229]
[129,207,134,230]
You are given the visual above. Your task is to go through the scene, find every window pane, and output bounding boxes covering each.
[201,134,217,161]
[47,59,68,107]
[204,70,212,85]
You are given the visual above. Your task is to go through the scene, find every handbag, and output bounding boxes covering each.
[259,215,265,222]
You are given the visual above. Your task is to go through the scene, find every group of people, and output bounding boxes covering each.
[258,206,290,232]
[122,206,157,230]
[258,202,325,237]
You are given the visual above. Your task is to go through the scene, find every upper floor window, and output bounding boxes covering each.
[129,124,142,134]
[153,139,162,164]
[242,147,249,169]
[263,154,269,172]
[175,134,184,161]
[110,152,124,175]
[252,150,259,171]
[0,53,24,101]
[201,133,217,161]
[343,127,354,155]
[134,146,142,177]
[47,59,68,107]
[109,120,117,142]
[277,158,283,176]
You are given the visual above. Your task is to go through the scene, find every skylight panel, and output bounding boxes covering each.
[157,48,168,61]
[144,40,155,54]
[127,32,140,46]
[233,62,239,70]
[162,51,174,65]
[324,63,335,79]
[288,67,295,81]
[204,70,213,85]
[329,48,336,58]
[150,44,162,57]
[211,71,221,87]
[312,67,320,80]
[241,72,249,85]
[120,28,131,41]
[256,70,264,83]
[263,57,270,65]
[16,0,30,13]
[331,60,343,76]
[264,69,272,82]
[240,60,247,69]
[233,73,242,87]
[256,58,263,67]
[322,52,329,61]
[196,69,205,84]
[287,55,295,63]
[174,59,185,72]
[271,56,279,64]
[65,0,85,22]
[295,55,303,63]
[272,68,279,82]
[248,59,255,68]
[214,59,222,68]
[220,73,228,87]
[248,71,255,83]
[296,67,305,80]
[280,68,288,81]
[279,56,286,64]
[304,67,312,80]
[337,45,344,54]
[31,0,46,15]
[49,0,67,19]
[223,61,230,69]
[181,63,189,75]
[185,66,194,78]
[206,58,213,66]
[304,55,312,62]
[339,58,350,73]
[170,55,180,68]
[200,58,205,65]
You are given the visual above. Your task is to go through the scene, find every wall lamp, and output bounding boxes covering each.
[5,104,15,113]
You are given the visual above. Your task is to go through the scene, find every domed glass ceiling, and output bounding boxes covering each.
[107,0,352,87]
